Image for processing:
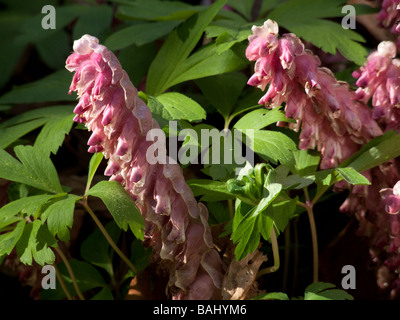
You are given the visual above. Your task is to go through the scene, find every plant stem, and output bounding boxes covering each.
[305,202,319,283]
[256,228,280,278]
[54,264,72,300]
[282,223,291,292]
[80,199,137,275]
[228,199,234,219]
[54,247,85,300]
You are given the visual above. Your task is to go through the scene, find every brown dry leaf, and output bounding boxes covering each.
[222,250,267,300]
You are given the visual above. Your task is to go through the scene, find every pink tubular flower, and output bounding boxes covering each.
[380,181,400,214]
[377,0,400,35]
[245,20,382,169]
[353,41,400,131]
[65,35,225,300]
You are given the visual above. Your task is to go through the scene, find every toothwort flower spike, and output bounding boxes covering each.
[345,40,400,298]
[66,35,225,300]
[245,20,382,169]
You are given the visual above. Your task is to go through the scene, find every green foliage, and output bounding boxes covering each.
[253,282,354,300]
[268,0,368,65]
[86,181,145,240]
[0,0,399,301]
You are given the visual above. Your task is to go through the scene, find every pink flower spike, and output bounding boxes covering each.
[66,34,225,300]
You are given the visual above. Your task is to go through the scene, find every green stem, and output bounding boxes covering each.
[228,199,234,219]
[54,264,72,300]
[305,203,319,283]
[80,199,137,275]
[282,223,291,292]
[256,228,280,278]
[54,247,85,300]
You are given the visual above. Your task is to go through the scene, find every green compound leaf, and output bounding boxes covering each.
[16,220,57,266]
[41,194,81,242]
[0,105,74,150]
[146,0,228,95]
[0,70,77,104]
[0,220,26,257]
[268,0,367,65]
[0,145,63,194]
[34,113,75,156]
[87,181,145,240]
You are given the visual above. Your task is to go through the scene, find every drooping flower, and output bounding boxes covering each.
[65,35,225,300]
[380,181,400,214]
[377,0,400,35]
[353,41,400,132]
[245,20,382,169]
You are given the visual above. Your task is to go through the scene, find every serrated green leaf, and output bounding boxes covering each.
[41,194,81,242]
[231,207,261,260]
[13,145,63,194]
[0,105,74,150]
[233,108,295,130]
[0,146,63,194]
[105,20,182,51]
[16,220,56,266]
[0,194,57,222]
[0,220,26,257]
[268,0,367,65]
[146,0,228,95]
[0,69,77,104]
[87,181,145,239]
[34,113,75,155]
